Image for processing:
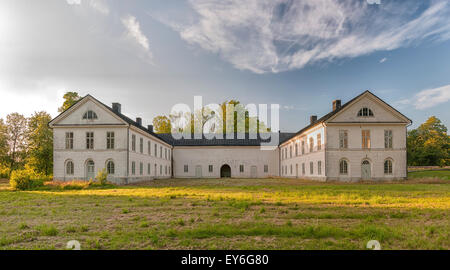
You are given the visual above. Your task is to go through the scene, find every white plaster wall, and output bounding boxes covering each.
[173,146,279,178]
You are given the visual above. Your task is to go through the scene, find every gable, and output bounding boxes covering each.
[50,97,126,126]
[327,92,410,123]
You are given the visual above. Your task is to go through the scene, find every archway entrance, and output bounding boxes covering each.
[361,160,371,180]
[85,160,95,180]
[220,164,231,178]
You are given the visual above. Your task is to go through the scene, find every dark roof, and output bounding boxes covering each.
[158,133,296,147]
[278,90,411,144]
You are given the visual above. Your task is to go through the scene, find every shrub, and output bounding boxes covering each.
[9,168,45,190]
[96,168,108,185]
[0,164,9,179]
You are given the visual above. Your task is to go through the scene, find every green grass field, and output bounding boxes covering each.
[408,170,450,180]
[0,174,449,250]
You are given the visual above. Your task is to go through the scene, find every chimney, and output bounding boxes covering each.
[136,117,142,126]
[310,115,317,124]
[148,125,153,132]
[112,103,121,114]
[333,100,341,111]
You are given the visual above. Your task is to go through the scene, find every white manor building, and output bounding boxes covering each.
[49,90,411,184]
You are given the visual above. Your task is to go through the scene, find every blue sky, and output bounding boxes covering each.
[0,0,449,131]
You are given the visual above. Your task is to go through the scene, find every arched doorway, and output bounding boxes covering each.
[85,160,95,180]
[220,164,231,178]
[361,160,371,180]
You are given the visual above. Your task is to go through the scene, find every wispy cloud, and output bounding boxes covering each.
[66,0,109,15]
[121,15,153,60]
[379,57,387,63]
[397,84,450,110]
[157,0,450,73]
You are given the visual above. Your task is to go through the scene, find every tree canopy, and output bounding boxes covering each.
[58,92,81,113]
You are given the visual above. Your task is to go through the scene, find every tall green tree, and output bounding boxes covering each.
[0,119,8,164]
[26,112,53,175]
[407,116,450,166]
[58,92,81,113]
[152,115,172,134]
[6,113,28,173]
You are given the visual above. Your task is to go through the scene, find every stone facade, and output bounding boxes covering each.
[50,91,411,184]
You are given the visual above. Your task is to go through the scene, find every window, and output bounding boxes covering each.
[208,165,213,173]
[264,165,268,173]
[165,165,167,175]
[317,134,321,150]
[107,132,115,149]
[309,137,314,152]
[357,107,374,117]
[165,148,167,159]
[384,159,393,174]
[184,165,188,173]
[318,161,322,175]
[302,163,305,175]
[289,146,292,158]
[131,135,136,151]
[384,130,393,149]
[82,110,98,120]
[339,130,348,149]
[106,160,115,175]
[66,161,74,175]
[140,138,143,153]
[65,132,73,149]
[301,141,305,154]
[148,141,151,155]
[290,165,293,175]
[154,144,157,156]
[86,132,94,149]
[295,143,298,156]
[362,130,371,148]
[148,163,151,175]
[169,166,171,175]
[140,162,143,175]
[310,162,314,175]
[339,160,348,175]
[160,146,162,158]
[240,165,244,173]
[160,165,162,175]
[131,161,136,175]
[168,149,171,160]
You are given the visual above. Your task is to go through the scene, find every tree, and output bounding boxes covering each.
[58,92,81,113]
[0,119,8,164]
[6,113,28,173]
[26,112,53,175]
[407,116,450,166]
[152,115,172,133]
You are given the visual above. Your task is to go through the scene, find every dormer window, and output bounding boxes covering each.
[357,107,373,117]
[83,110,98,120]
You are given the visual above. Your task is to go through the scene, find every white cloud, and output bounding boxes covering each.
[65,0,109,15]
[379,57,387,63]
[66,0,81,5]
[121,15,152,59]
[414,84,450,110]
[157,0,450,73]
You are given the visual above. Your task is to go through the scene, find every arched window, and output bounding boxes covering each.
[83,110,98,120]
[357,107,374,117]
[339,159,348,175]
[384,159,393,175]
[66,160,74,175]
[106,160,115,175]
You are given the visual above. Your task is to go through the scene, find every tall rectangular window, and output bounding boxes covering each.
[310,162,314,175]
[208,165,213,173]
[165,165,167,175]
[165,148,167,159]
[168,149,171,160]
[264,165,268,173]
[317,134,322,150]
[301,141,305,154]
[154,144,157,156]
[339,130,348,149]
[131,161,136,175]
[86,132,94,149]
[139,138,143,153]
[290,165,293,174]
[362,130,371,148]
[384,130,393,149]
[289,146,292,158]
[318,161,322,175]
[309,137,314,152]
[106,132,115,149]
[160,165,162,175]
[302,163,305,175]
[160,146,162,158]
[65,132,73,149]
[131,134,136,151]
[295,144,298,156]
[240,165,244,173]
[140,162,143,175]
[184,165,188,173]
[148,163,151,175]
[148,141,151,155]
